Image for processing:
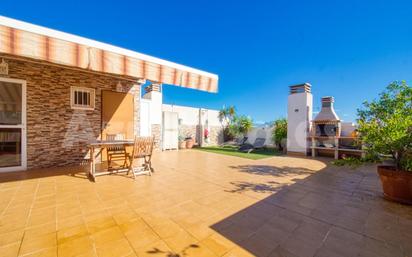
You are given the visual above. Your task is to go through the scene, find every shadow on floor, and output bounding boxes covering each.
[0,165,90,183]
[229,164,317,177]
[211,162,411,257]
[146,244,199,257]
[226,180,284,194]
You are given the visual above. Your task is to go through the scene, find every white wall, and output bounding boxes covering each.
[162,104,221,127]
[143,90,162,125]
[140,99,151,136]
[246,126,274,146]
[206,110,221,126]
[162,104,199,125]
[341,122,357,136]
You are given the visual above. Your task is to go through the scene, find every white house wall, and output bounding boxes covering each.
[162,104,223,146]
[246,127,274,146]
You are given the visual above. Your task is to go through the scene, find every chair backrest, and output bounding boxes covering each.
[106,133,126,151]
[253,138,266,148]
[131,136,155,158]
[239,136,248,145]
[106,133,125,141]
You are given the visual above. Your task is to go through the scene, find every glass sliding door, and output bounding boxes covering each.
[0,78,26,171]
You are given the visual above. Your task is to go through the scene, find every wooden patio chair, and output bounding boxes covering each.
[106,133,127,170]
[127,136,155,179]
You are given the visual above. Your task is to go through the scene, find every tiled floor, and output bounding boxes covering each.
[0,150,411,257]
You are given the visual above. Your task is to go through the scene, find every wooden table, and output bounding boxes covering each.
[88,140,134,181]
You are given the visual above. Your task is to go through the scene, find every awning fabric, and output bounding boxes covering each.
[0,16,218,93]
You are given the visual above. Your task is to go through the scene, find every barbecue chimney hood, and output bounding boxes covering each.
[314,96,340,121]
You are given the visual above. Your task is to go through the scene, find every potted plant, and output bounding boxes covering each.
[357,81,412,204]
[178,135,186,149]
[185,136,195,149]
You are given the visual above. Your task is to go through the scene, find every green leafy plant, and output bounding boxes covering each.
[332,157,364,168]
[218,106,253,140]
[272,118,287,151]
[233,115,253,136]
[219,105,237,141]
[357,81,412,171]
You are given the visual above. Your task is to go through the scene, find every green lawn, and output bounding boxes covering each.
[196,145,282,160]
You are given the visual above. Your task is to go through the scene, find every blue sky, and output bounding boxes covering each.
[2,0,412,123]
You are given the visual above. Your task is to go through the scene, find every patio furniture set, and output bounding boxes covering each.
[88,135,155,181]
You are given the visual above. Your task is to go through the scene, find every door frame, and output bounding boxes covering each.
[0,77,27,172]
[101,90,135,140]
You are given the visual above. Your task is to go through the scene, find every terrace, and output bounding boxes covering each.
[1,150,411,257]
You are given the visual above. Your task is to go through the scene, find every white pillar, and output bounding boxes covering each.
[287,83,313,156]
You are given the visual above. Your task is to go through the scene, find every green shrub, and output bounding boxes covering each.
[357,81,412,171]
[272,118,287,151]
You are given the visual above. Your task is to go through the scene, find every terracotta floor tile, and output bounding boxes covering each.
[57,215,85,231]
[0,241,21,257]
[27,208,56,227]
[201,233,236,256]
[128,239,170,257]
[95,238,134,257]
[25,222,57,239]
[57,224,89,245]
[150,219,184,239]
[91,226,125,246]
[0,151,409,257]
[19,232,57,256]
[126,228,160,250]
[119,218,150,235]
[85,216,117,235]
[179,242,218,257]
[222,246,255,257]
[111,209,139,226]
[22,247,58,257]
[161,230,198,254]
[57,235,95,257]
[0,229,25,247]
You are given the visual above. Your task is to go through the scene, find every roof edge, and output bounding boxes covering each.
[0,15,218,80]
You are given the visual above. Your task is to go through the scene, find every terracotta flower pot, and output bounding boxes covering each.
[179,141,186,149]
[377,165,412,205]
[185,139,194,149]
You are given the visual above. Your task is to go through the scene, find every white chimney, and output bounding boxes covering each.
[314,96,340,121]
[287,83,313,156]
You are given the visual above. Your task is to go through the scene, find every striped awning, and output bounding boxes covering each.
[0,16,218,93]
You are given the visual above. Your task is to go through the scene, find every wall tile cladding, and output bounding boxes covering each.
[151,124,161,149]
[178,124,223,146]
[1,57,139,169]
[207,126,224,145]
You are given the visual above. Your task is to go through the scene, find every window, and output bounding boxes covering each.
[70,87,95,110]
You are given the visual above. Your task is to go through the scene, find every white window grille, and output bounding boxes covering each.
[70,87,95,110]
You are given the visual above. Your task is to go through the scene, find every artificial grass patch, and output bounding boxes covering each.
[196,145,282,160]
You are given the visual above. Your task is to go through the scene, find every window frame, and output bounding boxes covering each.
[70,86,95,110]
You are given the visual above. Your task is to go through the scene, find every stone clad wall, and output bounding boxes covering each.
[179,125,197,141]
[178,124,223,146]
[207,126,224,146]
[151,124,161,149]
[1,57,139,169]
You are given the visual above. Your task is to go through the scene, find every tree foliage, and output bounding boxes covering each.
[218,105,236,127]
[218,106,253,141]
[234,115,253,136]
[357,81,412,171]
[219,105,237,141]
[272,118,287,151]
